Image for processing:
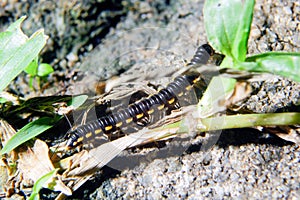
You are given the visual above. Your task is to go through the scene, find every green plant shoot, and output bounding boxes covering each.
[204,0,300,82]
[25,58,54,89]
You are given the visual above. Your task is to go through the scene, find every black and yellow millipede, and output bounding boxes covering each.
[65,44,215,148]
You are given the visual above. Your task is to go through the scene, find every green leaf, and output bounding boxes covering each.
[0,16,48,92]
[220,56,234,69]
[239,53,300,82]
[0,16,28,61]
[37,63,54,77]
[68,95,88,109]
[204,0,255,62]
[24,57,39,76]
[0,97,7,103]
[0,117,59,155]
[29,169,58,200]
[246,51,300,61]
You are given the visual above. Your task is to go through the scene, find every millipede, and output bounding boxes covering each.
[65,44,215,148]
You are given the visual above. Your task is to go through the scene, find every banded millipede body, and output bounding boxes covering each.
[189,44,213,66]
[65,44,214,148]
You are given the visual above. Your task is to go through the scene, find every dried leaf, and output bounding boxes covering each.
[267,126,300,145]
[226,81,252,109]
[197,76,237,118]
[0,119,16,147]
[0,119,19,197]
[18,140,71,195]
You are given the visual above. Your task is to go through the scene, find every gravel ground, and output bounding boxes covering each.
[91,143,299,200]
[1,0,300,199]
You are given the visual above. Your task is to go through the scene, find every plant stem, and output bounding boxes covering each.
[154,112,300,139]
[200,112,300,131]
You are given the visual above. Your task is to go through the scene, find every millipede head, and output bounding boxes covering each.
[65,129,81,149]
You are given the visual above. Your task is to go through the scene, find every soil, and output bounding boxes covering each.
[1,0,299,199]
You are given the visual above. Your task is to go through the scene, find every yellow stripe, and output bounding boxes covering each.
[147,109,154,114]
[116,122,123,127]
[95,129,102,134]
[136,113,144,119]
[72,141,78,146]
[126,118,133,123]
[178,92,183,97]
[193,77,200,84]
[185,85,193,91]
[105,125,113,131]
[158,104,165,110]
[168,98,175,104]
[85,132,93,138]
[77,137,84,143]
